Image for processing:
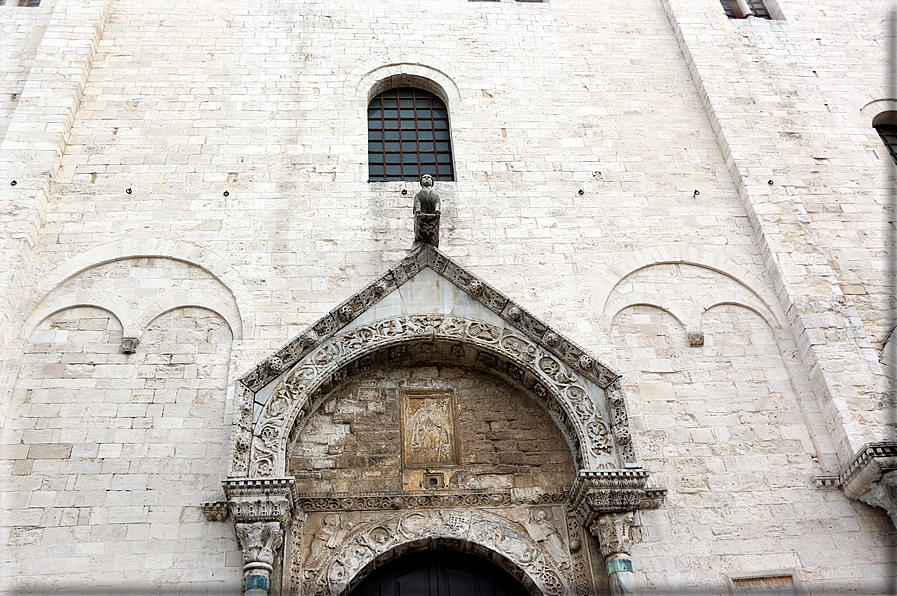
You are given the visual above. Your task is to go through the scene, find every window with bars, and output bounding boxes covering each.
[876,124,897,165]
[720,0,770,19]
[0,0,42,5]
[368,87,454,182]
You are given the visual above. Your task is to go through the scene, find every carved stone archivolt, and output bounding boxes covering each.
[230,245,634,480]
[300,507,575,596]
[239,311,630,478]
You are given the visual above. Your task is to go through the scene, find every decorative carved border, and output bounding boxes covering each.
[239,315,623,478]
[303,508,574,596]
[238,245,619,392]
[229,244,640,486]
[296,489,567,512]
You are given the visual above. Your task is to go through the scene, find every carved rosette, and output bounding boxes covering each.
[225,478,300,594]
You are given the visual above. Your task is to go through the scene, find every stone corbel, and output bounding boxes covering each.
[840,442,897,528]
[570,469,666,596]
[224,478,300,596]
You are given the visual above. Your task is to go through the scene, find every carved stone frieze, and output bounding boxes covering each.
[302,508,574,596]
[569,469,665,527]
[296,489,566,513]
[202,501,228,522]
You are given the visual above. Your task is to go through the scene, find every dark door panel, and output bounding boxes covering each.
[351,550,529,596]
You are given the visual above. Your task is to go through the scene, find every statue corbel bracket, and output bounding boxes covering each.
[839,441,897,528]
[223,478,302,596]
[569,469,666,596]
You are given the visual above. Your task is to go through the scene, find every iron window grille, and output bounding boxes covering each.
[720,0,771,19]
[368,87,455,182]
[876,124,897,165]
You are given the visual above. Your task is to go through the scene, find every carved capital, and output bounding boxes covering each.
[858,470,897,527]
[569,469,665,527]
[224,477,299,526]
[236,520,284,572]
[589,511,634,559]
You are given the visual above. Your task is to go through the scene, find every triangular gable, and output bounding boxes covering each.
[239,244,620,393]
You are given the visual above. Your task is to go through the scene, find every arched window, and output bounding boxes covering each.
[874,111,897,165]
[368,87,454,182]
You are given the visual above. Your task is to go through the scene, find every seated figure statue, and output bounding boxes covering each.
[413,174,440,248]
[414,174,440,215]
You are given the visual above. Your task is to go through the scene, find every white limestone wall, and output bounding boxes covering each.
[0,0,893,592]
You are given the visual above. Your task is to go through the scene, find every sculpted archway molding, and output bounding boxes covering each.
[220,245,665,596]
[231,244,637,480]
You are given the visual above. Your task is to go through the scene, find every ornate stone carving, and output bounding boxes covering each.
[120,337,139,354]
[858,470,897,527]
[840,441,897,499]
[296,489,566,513]
[201,501,228,522]
[303,509,573,596]
[244,313,626,477]
[687,331,704,347]
[236,521,284,570]
[224,477,298,525]
[569,469,665,528]
[589,512,634,559]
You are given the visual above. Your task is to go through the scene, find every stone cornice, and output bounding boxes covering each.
[840,442,897,500]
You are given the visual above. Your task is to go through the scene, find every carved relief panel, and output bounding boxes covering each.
[294,504,578,596]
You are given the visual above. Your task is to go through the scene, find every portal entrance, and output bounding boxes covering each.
[350,550,530,596]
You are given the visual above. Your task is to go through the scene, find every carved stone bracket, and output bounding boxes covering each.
[224,478,300,595]
[840,442,897,527]
[201,501,229,522]
[414,212,440,248]
[569,469,666,528]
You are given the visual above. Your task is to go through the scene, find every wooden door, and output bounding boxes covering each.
[350,550,530,596]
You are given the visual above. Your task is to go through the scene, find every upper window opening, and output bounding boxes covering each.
[368,87,454,182]
[874,111,897,164]
[720,0,770,19]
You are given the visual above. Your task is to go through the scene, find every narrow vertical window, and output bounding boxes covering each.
[876,124,897,164]
[368,88,454,182]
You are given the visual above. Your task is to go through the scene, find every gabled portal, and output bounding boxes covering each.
[218,244,665,596]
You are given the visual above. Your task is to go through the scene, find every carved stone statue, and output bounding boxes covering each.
[414,174,440,215]
[413,175,441,248]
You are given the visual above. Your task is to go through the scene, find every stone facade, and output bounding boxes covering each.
[0,0,894,594]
